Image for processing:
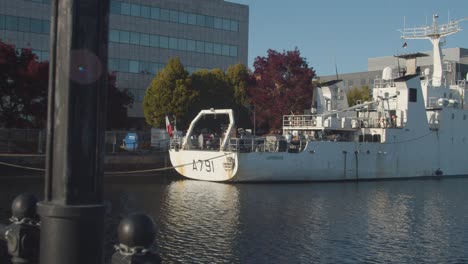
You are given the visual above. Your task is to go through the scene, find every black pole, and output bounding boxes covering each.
[37,0,109,263]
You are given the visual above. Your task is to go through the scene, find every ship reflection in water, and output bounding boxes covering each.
[1,177,468,263]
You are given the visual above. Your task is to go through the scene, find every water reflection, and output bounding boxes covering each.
[1,177,468,263]
[159,181,240,263]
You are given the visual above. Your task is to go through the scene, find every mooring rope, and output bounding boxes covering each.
[0,153,233,174]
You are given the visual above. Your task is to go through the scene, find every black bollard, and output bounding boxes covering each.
[4,194,40,264]
[112,213,161,264]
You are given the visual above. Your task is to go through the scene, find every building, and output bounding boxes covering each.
[321,47,468,91]
[0,0,249,127]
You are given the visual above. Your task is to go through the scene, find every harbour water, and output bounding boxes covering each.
[1,175,468,263]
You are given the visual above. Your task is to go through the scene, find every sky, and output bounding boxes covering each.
[229,0,468,77]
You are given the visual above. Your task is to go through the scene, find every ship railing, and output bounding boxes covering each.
[283,115,316,128]
[228,137,266,153]
[373,78,396,89]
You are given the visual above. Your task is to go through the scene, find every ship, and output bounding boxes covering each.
[169,15,468,182]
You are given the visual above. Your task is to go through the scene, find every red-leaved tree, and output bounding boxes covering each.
[249,48,315,132]
[0,42,48,128]
[0,40,133,129]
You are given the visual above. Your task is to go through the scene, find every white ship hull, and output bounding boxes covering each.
[170,122,468,182]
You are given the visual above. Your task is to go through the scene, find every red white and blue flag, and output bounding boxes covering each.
[165,115,173,138]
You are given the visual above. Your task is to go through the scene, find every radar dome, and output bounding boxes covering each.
[382,67,393,81]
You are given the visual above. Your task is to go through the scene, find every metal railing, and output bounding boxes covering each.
[0,129,168,154]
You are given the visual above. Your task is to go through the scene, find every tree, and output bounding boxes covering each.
[143,57,196,129]
[0,40,133,129]
[346,85,372,106]
[106,73,134,129]
[226,64,251,128]
[249,48,315,132]
[0,42,48,128]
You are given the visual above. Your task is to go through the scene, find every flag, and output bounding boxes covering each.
[165,115,173,138]
[402,42,407,48]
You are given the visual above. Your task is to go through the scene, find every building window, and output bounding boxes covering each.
[140,33,149,46]
[110,0,121,14]
[160,9,170,21]
[179,12,188,24]
[222,18,230,31]
[119,59,129,72]
[151,7,160,19]
[5,16,18,31]
[140,6,150,18]
[230,46,238,57]
[409,88,417,102]
[170,10,178,23]
[187,40,196,52]
[187,14,196,25]
[119,31,130,44]
[231,20,239,31]
[222,45,230,56]
[30,18,42,33]
[196,41,204,53]
[159,36,169,49]
[178,39,187,51]
[348,80,353,87]
[110,30,119,42]
[214,17,222,29]
[110,29,239,57]
[205,42,213,54]
[18,17,30,32]
[130,4,140,17]
[130,32,140,45]
[169,37,178,49]
[150,35,159,47]
[0,15,5,29]
[129,60,139,73]
[213,43,222,55]
[120,2,131,16]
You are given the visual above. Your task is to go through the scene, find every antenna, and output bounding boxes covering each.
[399,14,466,87]
[334,57,339,80]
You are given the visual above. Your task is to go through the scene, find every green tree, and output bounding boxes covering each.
[143,58,196,128]
[346,85,372,106]
[226,64,251,128]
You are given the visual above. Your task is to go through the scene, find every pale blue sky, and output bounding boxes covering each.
[230,0,468,76]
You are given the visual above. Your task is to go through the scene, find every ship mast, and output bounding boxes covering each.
[400,14,466,87]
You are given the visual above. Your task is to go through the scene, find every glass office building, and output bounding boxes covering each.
[0,0,249,125]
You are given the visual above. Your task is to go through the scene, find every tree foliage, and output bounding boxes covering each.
[249,48,315,131]
[346,85,372,106]
[143,60,252,131]
[143,58,196,128]
[0,42,48,128]
[0,40,133,129]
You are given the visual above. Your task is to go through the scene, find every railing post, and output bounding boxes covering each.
[36,0,110,263]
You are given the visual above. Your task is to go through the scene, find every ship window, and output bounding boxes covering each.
[409,88,417,102]
[364,134,372,142]
[373,134,381,142]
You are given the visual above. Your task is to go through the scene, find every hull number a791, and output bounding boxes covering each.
[193,159,215,172]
